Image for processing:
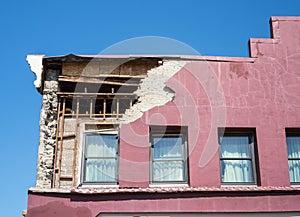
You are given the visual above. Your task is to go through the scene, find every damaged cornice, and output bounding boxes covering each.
[26,54,45,89]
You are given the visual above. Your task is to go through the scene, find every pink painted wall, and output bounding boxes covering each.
[26,17,300,216]
[118,17,300,188]
[27,192,300,217]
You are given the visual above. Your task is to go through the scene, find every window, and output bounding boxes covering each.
[218,129,258,184]
[286,129,300,184]
[82,128,119,184]
[150,126,188,184]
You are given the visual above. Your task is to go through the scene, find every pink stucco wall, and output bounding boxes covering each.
[119,16,300,188]
[26,17,300,216]
[27,192,300,217]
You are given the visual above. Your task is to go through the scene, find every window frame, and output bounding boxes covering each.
[285,128,300,185]
[81,128,119,185]
[150,126,189,184]
[218,128,259,185]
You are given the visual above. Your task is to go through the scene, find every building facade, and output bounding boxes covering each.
[25,17,300,217]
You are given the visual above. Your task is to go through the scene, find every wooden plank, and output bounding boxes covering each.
[59,176,73,179]
[80,74,146,79]
[58,76,139,86]
[57,134,76,140]
[57,92,136,96]
[64,113,121,117]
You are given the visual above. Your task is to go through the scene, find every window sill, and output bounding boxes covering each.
[290,183,300,187]
[79,184,119,189]
[149,183,189,188]
[221,183,257,187]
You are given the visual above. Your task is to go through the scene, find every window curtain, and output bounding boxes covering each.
[220,136,253,182]
[287,136,300,182]
[85,134,117,182]
[153,137,184,181]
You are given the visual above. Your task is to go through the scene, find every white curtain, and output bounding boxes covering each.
[85,134,117,182]
[220,136,253,182]
[153,137,184,182]
[153,161,183,181]
[287,136,300,183]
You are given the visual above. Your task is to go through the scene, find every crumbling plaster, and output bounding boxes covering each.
[36,77,59,188]
[26,54,45,89]
[121,60,189,124]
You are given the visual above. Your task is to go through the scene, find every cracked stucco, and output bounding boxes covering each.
[121,60,188,124]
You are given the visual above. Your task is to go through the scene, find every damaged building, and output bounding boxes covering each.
[25,16,300,217]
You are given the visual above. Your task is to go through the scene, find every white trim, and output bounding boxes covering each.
[26,54,45,89]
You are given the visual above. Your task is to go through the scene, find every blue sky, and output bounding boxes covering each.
[0,0,299,216]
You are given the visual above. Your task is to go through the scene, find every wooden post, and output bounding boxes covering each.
[52,99,61,188]
[103,99,106,120]
[76,98,79,119]
[58,98,66,188]
[89,98,93,118]
[116,98,120,119]
[72,98,80,187]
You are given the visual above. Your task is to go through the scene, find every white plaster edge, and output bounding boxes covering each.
[26,54,45,89]
[121,60,189,124]
[29,187,71,193]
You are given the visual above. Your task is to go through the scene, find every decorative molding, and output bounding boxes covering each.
[26,54,45,89]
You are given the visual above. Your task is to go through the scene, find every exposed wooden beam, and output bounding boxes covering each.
[57,92,136,96]
[88,74,146,79]
[58,76,140,86]
[57,134,76,140]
